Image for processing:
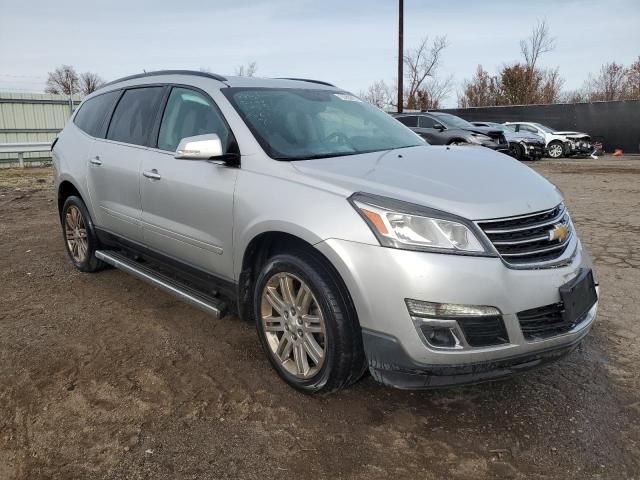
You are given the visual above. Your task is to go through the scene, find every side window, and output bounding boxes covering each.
[418,116,437,128]
[106,87,164,146]
[520,125,537,134]
[503,124,516,132]
[396,116,417,127]
[157,87,231,153]
[73,90,120,138]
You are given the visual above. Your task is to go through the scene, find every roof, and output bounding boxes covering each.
[102,70,338,90]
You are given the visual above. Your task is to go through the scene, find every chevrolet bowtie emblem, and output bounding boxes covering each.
[548,224,569,242]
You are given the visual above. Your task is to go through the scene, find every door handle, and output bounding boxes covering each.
[89,156,102,166]
[143,169,162,180]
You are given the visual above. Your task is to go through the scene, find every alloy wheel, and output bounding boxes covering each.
[64,205,88,263]
[260,272,327,379]
[549,144,563,158]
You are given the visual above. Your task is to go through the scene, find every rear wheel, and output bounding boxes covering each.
[253,251,366,394]
[61,196,105,272]
[547,141,564,159]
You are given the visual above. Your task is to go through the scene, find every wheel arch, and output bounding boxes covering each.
[236,230,357,326]
[57,180,83,219]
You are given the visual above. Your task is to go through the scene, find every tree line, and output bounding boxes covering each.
[361,20,640,110]
[43,62,258,97]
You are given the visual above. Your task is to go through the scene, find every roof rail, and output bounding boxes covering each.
[275,77,336,87]
[103,70,227,87]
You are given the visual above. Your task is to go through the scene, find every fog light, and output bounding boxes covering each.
[420,325,459,348]
[405,299,500,318]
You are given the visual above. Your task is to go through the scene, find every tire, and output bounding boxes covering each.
[510,143,524,160]
[547,141,564,159]
[60,196,105,272]
[253,250,366,394]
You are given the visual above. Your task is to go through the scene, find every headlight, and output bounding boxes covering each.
[469,133,490,144]
[350,193,491,255]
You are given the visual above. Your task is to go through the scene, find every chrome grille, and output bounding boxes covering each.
[477,204,573,267]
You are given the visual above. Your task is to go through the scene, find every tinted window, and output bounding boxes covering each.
[157,87,231,152]
[107,87,164,146]
[418,115,437,128]
[397,116,418,127]
[73,90,120,137]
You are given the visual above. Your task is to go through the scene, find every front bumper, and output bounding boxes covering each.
[567,143,592,156]
[315,238,598,389]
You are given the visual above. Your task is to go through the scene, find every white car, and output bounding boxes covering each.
[504,122,592,159]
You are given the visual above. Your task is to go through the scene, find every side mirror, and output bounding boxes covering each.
[175,134,223,160]
[433,123,445,131]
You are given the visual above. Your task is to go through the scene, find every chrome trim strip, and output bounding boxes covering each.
[476,204,560,223]
[500,233,573,257]
[492,234,550,246]
[481,210,567,234]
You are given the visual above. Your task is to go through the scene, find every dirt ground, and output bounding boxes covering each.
[1,156,639,480]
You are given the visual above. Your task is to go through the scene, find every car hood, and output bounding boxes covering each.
[553,131,590,140]
[292,145,561,220]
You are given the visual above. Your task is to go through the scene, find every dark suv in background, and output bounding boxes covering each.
[394,112,509,153]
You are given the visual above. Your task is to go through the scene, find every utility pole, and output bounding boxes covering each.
[397,0,404,113]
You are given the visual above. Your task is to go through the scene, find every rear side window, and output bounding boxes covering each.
[157,87,231,153]
[106,87,164,146]
[397,116,417,127]
[73,90,120,138]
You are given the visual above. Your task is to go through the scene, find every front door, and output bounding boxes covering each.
[139,86,238,280]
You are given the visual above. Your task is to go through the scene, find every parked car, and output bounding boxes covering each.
[394,112,510,153]
[472,121,546,161]
[53,71,598,394]
[503,122,592,159]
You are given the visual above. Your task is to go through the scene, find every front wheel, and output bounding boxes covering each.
[547,141,564,159]
[253,251,366,394]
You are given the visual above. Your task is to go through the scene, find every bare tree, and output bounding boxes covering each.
[403,36,448,109]
[360,80,392,109]
[539,67,565,104]
[236,61,258,77]
[45,65,79,95]
[79,72,105,96]
[519,19,556,104]
[585,62,629,101]
[520,19,555,72]
[419,74,454,109]
[626,56,640,99]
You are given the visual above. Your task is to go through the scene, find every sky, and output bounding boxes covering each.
[1,0,639,107]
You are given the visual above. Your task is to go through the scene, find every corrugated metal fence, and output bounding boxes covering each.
[0,92,81,165]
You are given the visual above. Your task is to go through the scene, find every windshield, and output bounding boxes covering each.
[532,123,555,133]
[432,113,475,129]
[223,88,423,160]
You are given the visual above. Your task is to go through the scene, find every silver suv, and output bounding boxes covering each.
[53,70,599,393]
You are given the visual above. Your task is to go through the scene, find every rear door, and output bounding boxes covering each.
[88,86,165,242]
[139,86,238,280]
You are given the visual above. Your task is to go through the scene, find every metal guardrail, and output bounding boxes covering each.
[0,142,52,168]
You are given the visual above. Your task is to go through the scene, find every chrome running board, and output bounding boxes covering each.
[95,250,226,319]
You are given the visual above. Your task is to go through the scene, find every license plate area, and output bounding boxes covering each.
[559,269,597,323]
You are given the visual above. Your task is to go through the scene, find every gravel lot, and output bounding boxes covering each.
[1,156,639,479]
